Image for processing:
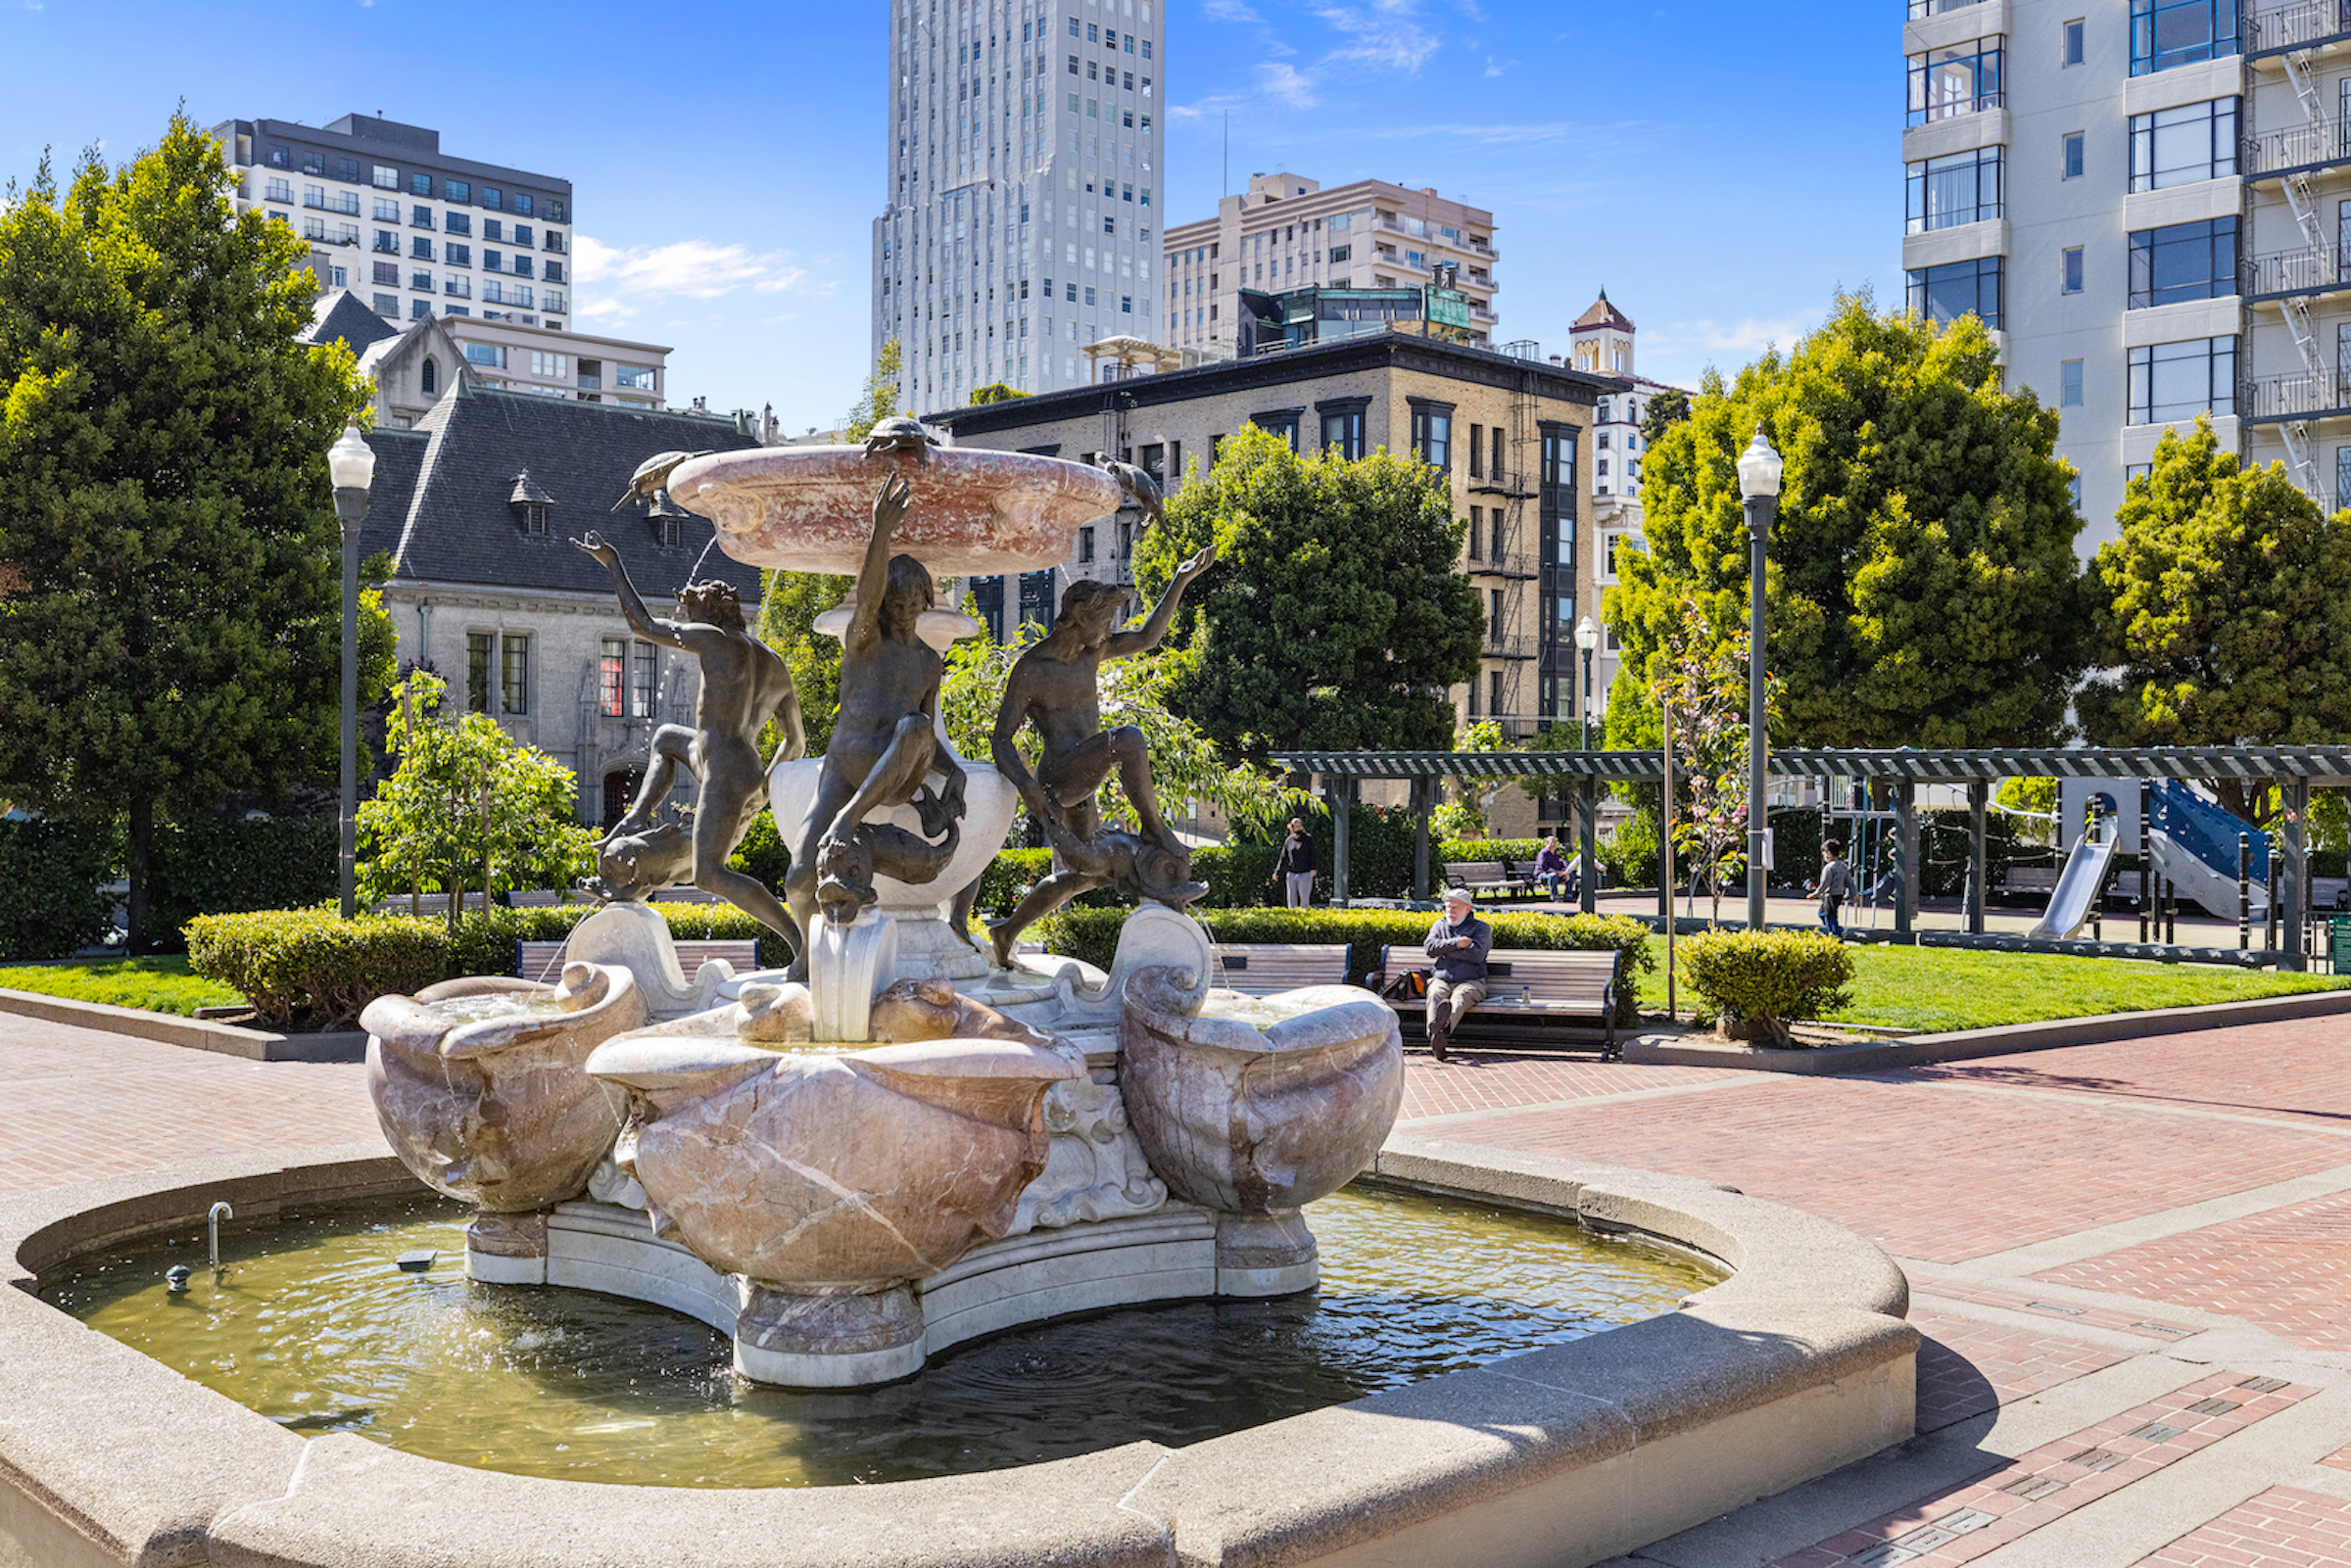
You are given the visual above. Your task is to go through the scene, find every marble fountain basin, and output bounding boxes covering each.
[667,444,1125,578]
[361,962,648,1214]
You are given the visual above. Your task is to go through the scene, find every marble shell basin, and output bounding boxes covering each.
[1118,968,1404,1215]
[669,445,1125,578]
[362,963,648,1213]
[585,1025,1086,1290]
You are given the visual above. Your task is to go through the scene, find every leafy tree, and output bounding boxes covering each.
[756,569,850,756]
[1133,424,1484,761]
[1638,387,1691,449]
[845,338,907,444]
[0,115,370,950]
[969,382,1030,405]
[1607,291,2086,750]
[1655,595,1775,926]
[357,673,594,931]
[2079,419,2351,824]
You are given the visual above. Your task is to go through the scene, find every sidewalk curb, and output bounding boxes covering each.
[1618,987,2351,1073]
[0,988,367,1063]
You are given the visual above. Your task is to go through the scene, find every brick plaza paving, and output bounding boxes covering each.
[5,1008,2350,1565]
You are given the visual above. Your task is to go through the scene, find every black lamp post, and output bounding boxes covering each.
[1736,425,1783,934]
[327,423,377,921]
[1574,614,1599,751]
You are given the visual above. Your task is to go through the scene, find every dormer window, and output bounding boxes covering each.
[509,470,554,537]
[646,488,690,549]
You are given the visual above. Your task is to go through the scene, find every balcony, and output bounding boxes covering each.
[578,373,602,390]
[1466,550,1537,579]
[1483,635,1538,660]
[2246,116,2351,178]
[2240,370,2349,421]
[1907,0,1991,17]
[2244,242,2351,299]
[2246,0,2351,55]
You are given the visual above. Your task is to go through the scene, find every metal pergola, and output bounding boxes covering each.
[1271,747,2351,972]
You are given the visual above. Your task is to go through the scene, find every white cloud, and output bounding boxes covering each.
[1259,62,1319,108]
[1644,314,1818,357]
[1483,55,1513,76]
[1314,4,1439,70]
[1203,0,1265,21]
[572,235,809,321]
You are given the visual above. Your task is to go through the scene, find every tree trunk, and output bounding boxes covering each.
[2212,779,2271,828]
[125,798,153,956]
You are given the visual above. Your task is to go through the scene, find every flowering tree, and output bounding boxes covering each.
[1656,595,1777,927]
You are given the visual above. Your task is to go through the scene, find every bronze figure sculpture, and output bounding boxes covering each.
[610,451,714,511]
[782,475,967,961]
[986,546,1217,968]
[572,532,803,955]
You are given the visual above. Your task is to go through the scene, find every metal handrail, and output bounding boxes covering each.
[1906,0,1991,18]
[1466,550,1538,578]
[2245,0,2351,50]
[2245,244,2351,296]
[2240,370,2351,419]
[1483,635,1539,659]
[2246,116,2351,175]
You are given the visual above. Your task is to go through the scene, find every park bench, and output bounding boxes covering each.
[1208,943,1353,996]
[516,938,763,985]
[372,891,490,916]
[1441,860,1535,902]
[1364,945,1622,1059]
[506,888,568,909]
[1998,866,2059,900]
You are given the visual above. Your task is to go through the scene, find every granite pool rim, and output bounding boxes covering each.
[0,1135,1917,1568]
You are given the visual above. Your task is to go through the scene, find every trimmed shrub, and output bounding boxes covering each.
[148,815,342,949]
[0,816,118,960]
[1032,904,1655,1026]
[1435,837,1543,864]
[1678,929,1854,1047]
[1191,842,1281,908]
[186,903,793,1030]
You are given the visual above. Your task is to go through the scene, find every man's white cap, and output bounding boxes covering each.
[1440,887,1475,908]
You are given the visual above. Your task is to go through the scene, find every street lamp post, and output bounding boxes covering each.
[1736,425,1783,934]
[327,423,377,922]
[1574,615,1600,751]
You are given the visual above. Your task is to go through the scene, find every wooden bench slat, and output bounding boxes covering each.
[1369,945,1620,1058]
[516,937,762,982]
[1209,943,1351,996]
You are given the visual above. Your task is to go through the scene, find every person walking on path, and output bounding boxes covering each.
[1276,818,1318,908]
[1815,840,1852,938]
[1533,836,1569,900]
[1421,888,1492,1062]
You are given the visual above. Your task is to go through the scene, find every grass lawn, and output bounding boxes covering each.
[0,957,245,1018]
[1636,942,2348,1034]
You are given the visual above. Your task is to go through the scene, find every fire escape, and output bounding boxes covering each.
[1466,349,1542,737]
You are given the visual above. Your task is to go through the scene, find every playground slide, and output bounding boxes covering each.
[2147,779,2270,918]
[2026,821,2121,939]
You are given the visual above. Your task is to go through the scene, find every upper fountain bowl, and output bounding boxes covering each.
[670,446,1126,578]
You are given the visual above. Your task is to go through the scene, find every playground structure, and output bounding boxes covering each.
[1271,745,2351,972]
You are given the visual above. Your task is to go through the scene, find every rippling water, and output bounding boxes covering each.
[46,1187,1715,1489]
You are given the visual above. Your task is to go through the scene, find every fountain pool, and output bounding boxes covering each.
[42,1184,1714,1490]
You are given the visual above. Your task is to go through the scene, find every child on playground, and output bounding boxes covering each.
[1814,840,1853,937]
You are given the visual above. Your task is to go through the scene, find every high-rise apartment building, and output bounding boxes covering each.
[1164,172,1499,356]
[1901,0,2349,545]
[212,115,574,332]
[873,0,1167,408]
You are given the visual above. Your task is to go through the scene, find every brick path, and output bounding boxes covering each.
[6,1003,2351,1566]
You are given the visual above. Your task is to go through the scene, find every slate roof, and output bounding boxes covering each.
[1572,290,1635,333]
[359,391,764,601]
[305,290,403,357]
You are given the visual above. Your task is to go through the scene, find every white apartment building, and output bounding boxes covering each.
[1568,291,1678,718]
[872,0,1167,408]
[1901,0,2351,545]
[1163,172,1500,356]
[214,115,574,333]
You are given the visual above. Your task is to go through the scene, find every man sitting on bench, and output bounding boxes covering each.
[1422,887,1492,1062]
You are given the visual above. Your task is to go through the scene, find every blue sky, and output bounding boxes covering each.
[1,0,1894,429]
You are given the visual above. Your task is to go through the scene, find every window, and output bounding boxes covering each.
[2129,97,2238,190]
[502,635,530,715]
[447,243,470,267]
[410,204,433,227]
[2063,246,2085,293]
[634,642,657,717]
[1080,525,1096,562]
[411,237,433,261]
[303,151,324,175]
[370,292,399,318]
[1319,403,1367,459]
[616,364,656,391]
[600,639,626,718]
[371,165,398,190]
[2128,336,2237,423]
[409,268,432,292]
[466,634,493,712]
[464,343,506,368]
[410,172,432,196]
[303,183,325,209]
[420,356,437,395]
[1541,428,1577,491]
[2131,0,2239,74]
[483,187,503,212]
[530,351,568,378]
[1907,37,2003,124]
[485,219,504,243]
[445,180,469,204]
[446,213,471,237]
[264,177,292,203]
[2338,447,2351,513]
[2063,131,2086,179]
[1468,504,1484,557]
[2061,358,2085,405]
[2064,17,2086,62]
[2129,217,2237,308]
[372,197,400,223]
[514,194,534,217]
[1906,146,2003,233]
[1411,404,1453,470]
[1907,256,2004,329]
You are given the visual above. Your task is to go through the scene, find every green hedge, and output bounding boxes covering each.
[0,817,117,960]
[186,904,792,1030]
[148,816,341,949]
[1032,905,1655,1026]
[1679,928,1854,1047]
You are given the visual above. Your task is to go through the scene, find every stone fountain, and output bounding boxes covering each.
[360,434,1406,1387]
